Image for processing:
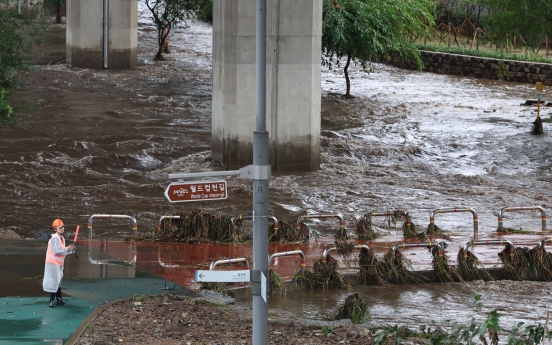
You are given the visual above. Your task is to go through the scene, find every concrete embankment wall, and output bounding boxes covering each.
[384,50,552,85]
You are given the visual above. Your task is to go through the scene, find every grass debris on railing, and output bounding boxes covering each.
[148,209,240,243]
[269,269,286,295]
[502,245,552,281]
[430,246,457,282]
[499,246,531,279]
[268,219,309,243]
[403,219,427,239]
[358,247,386,285]
[426,223,451,240]
[294,254,351,290]
[529,245,552,281]
[142,210,309,244]
[457,248,493,281]
[355,214,377,240]
[381,248,419,284]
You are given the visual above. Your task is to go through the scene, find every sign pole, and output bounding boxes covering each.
[253,0,269,344]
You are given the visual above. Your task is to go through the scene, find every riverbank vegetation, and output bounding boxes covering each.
[0,0,47,134]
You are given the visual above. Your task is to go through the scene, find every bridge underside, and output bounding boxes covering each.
[212,0,322,172]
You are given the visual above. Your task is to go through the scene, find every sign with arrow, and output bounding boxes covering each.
[195,270,251,283]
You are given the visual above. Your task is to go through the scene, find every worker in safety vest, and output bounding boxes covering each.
[42,219,75,308]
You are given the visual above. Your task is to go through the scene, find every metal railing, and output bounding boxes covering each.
[321,244,370,262]
[461,239,515,258]
[158,250,180,268]
[88,214,137,238]
[88,241,137,266]
[235,214,279,231]
[497,206,547,231]
[210,257,250,270]
[157,215,182,230]
[391,241,447,257]
[268,250,306,274]
[429,207,478,237]
[297,213,345,237]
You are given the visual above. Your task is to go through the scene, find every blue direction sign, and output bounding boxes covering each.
[195,270,251,283]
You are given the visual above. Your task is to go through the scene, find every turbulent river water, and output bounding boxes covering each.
[1,4,552,334]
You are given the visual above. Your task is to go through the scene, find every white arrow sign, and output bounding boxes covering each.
[195,270,251,283]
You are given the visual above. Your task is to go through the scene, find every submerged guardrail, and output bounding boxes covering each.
[210,257,250,270]
[235,214,279,231]
[157,215,182,230]
[88,214,137,238]
[430,207,478,238]
[497,206,547,231]
[322,244,370,262]
[391,241,447,257]
[297,213,345,238]
[88,241,137,266]
[268,250,306,274]
[461,239,515,258]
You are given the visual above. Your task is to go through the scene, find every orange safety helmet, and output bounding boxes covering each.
[52,219,64,228]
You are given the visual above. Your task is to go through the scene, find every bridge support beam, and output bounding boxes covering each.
[212,0,322,171]
[66,0,137,69]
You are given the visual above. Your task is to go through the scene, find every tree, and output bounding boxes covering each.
[0,0,46,134]
[144,0,202,61]
[43,0,66,24]
[322,0,435,98]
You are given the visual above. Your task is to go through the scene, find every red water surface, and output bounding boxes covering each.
[82,239,338,288]
[80,232,550,289]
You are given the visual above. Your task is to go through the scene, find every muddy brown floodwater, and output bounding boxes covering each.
[2,3,552,338]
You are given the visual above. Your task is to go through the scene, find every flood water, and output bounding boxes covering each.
[267,280,552,333]
[1,2,552,334]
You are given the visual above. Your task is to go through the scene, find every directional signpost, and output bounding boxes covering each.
[195,270,250,283]
[167,1,271,342]
[164,180,227,203]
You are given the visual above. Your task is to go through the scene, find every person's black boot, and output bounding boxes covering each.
[49,293,56,308]
[55,287,65,306]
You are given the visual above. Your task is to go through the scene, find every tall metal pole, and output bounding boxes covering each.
[103,0,109,69]
[253,0,269,344]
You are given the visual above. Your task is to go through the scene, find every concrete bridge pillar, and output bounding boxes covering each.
[66,0,137,69]
[212,0,322,171]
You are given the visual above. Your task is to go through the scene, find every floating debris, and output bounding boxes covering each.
[385,210,409,228]
[196,282,228,295]
[334,293,371,324]
[496,227,539,235]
